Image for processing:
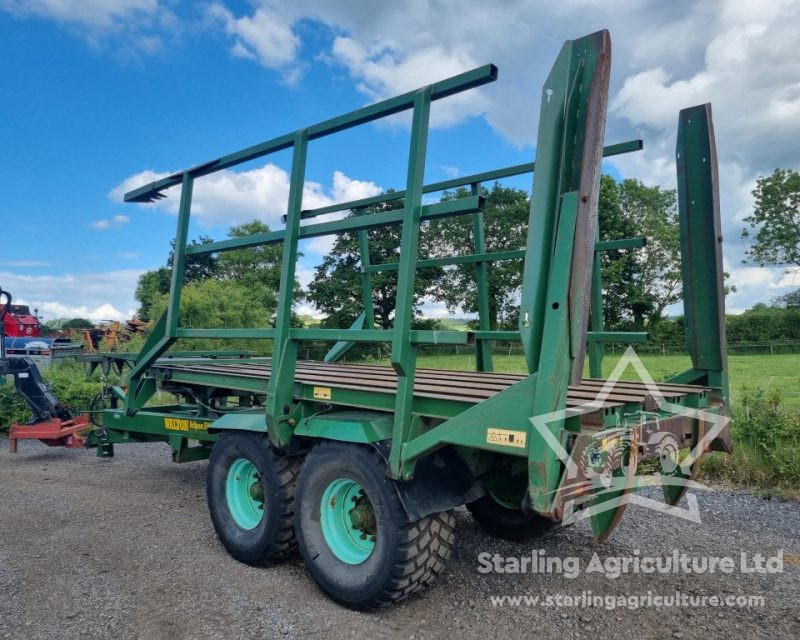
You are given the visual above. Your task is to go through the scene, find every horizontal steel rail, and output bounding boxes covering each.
[176,328,277,339]
[595,237,646,251]
[288,328,474,345]
[470,330,648,342]
[364,249,526,273]
[364,236,647,274]
[185,196,484,256]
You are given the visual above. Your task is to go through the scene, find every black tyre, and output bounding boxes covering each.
[467,492,557,540]
[206,431,300,565]
[294,441,455,610]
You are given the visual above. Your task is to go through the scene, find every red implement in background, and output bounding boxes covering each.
[9,415,89,453]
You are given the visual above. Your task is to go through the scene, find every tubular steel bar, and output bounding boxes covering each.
[265,128,308,447]
[595,237,646,251]
[364,236,648,275]
[588,226,606,378]
[184,196,484,256]
[356,207,375,329]
[471,181,493,371]
[364,249,525,273]
[389,86,432,478]
[288,328,474,345]
[467,330,647,343]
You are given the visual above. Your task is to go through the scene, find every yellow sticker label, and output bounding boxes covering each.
[313,386,332,400]
[487,428,527,449]
[163,417,210,432]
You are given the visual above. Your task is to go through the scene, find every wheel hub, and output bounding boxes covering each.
[348,494,376,535]
[320,478,376,564]
[225,458,265,530]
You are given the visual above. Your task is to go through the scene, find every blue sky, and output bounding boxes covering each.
[1,1,798,322]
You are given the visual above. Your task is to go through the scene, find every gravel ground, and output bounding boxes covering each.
[0,437,797,640]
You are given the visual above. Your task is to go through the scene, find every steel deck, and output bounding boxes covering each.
[151,358,710,416]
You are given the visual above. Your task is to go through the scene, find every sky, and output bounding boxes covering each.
[1,0,799,323]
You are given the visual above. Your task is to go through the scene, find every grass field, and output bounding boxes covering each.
[405,352,800,410]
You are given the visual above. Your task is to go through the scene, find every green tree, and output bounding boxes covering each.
[598,177,682,329]
[742,168,800,268]
[61,318,94,329]
[774,289,800,308]
[217,221,290,313]
[134,266,171,321]
[167,235,219,283]
[424,183,530,329]
[134,221,288,322]
[148,279,271,351]
[306,197,441,329]
[597,174,637,327]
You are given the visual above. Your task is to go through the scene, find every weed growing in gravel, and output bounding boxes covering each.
[701,386,800,496]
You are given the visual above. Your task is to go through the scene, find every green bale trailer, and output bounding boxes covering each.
[82,30,732,609]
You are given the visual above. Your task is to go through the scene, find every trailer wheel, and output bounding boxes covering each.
[294,442,455,610]
[206,431,300,566]
[467,489,556,540]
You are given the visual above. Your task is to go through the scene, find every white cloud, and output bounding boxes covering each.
[295,265,317,289]
[90,214,130,230]
[721,261,799,314]
[208,2,301,83]
[35,301,132,323]
[0,269,143,321]
[0,0,159,28]
[2,260,54,267]
[612,10,800,169]
[111,166,381,235]
[441,165,460,179]
[0,0,172,55]
[294,303,324,319]
[331,36,489,128]
[418,300,456,319]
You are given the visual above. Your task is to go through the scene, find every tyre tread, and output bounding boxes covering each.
[296,442,456,610]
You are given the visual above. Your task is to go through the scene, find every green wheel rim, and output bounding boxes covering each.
[488,489,521,510]
[320,478,376,564]
[226,458,264,530]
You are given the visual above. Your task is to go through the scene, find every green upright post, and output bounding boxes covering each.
[356,207,375,329]
[266,129,309,447]
[125,173,193,411]
[674,105,730,452]
[588,226,605,378]
[166,173,193,338]
[471,182,493,372]
[518,31,612,513]
[389,87,432,479]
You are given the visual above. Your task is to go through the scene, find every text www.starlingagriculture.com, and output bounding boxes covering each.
[489,591,765,610]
